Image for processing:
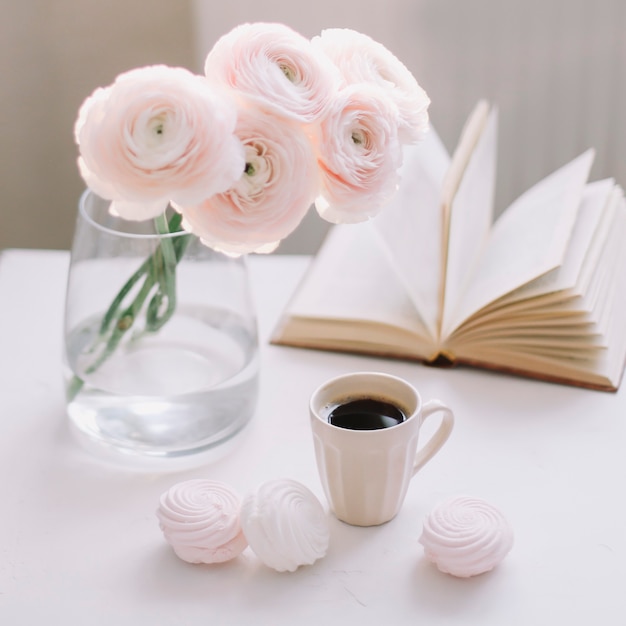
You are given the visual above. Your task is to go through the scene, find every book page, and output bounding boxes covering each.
[449,193,626,390]
[371,126,450,337]
[480,179,615,308]
[453,186,618,338]
[277,222,434,343]
[443,149,595,336]
[440,104,497,336]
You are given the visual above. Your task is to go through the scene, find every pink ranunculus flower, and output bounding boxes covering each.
[314,84,403,224]
[175,102,319,256]
[74,65,245,221]
[312,28,430,144]
[204,22,340,125]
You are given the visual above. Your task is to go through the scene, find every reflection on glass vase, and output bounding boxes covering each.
[63,191,260,460]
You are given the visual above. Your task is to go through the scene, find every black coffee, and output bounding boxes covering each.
[327,398,406,430]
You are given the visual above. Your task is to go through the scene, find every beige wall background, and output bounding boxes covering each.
[0,0,196,251]
[2,0,625,253]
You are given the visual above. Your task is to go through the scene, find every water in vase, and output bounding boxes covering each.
[64,304,259,458]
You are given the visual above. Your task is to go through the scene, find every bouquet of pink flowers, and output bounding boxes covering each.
[71,22,429,385]
[75,22,429,251]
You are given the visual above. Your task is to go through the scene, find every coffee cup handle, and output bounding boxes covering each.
[412,399,454,475]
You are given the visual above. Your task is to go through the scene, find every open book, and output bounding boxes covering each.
[272,101,626,391]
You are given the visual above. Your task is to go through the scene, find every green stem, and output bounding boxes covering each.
[146,213,179,332]
[97,212,186,337]
[66,211,192,402]
[84,267,158,375]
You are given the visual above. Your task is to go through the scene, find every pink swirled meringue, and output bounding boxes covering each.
[419,496,514,577]
[240,479,330,572]
[157,479,248,564]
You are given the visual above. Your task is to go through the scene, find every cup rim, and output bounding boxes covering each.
[310,371,421,433]
[79,189,187,241]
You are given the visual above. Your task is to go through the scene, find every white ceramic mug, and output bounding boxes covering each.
[310,372,454,527]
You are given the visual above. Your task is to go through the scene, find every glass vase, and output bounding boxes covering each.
[63,191,260,460]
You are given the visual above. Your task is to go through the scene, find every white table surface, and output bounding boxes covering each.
[1,248,625,624]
